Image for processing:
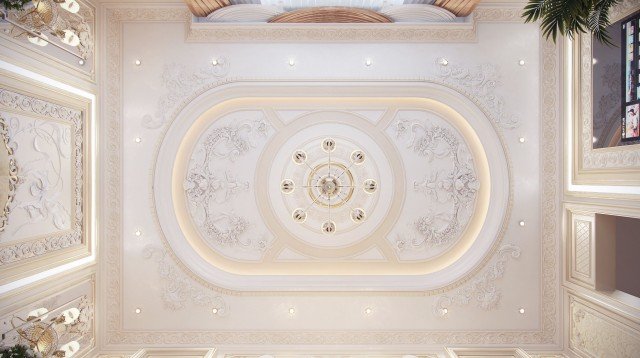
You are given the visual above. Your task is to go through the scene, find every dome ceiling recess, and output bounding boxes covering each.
[184,0,473,22]
[153,84,510,291]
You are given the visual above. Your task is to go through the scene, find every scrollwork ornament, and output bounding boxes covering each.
[433,244,521,316]
[0,116,18,232]
[142,245,229,314]
[434,59,520,129]
[393,118,478,251]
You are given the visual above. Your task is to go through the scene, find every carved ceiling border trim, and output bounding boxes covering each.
[102,5,559,346]
[0,115,18,233]
[185,6,524,43]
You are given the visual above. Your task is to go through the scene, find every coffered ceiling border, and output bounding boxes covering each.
[101,4,560,348]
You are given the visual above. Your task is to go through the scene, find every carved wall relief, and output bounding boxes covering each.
[0,116,18,232]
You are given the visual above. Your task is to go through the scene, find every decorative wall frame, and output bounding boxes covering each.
[570,1,640,186]
[0,68,93,285]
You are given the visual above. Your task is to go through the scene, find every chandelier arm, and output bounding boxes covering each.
[303,192,322,212]
[303,161,322,181]
[335,161,356,180]
[0,10,85,60]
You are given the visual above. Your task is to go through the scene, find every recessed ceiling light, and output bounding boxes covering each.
[288,58,296,66]
[519,220,526,227]
[134,229,142,236]
[439,58,449,66]
[519,137,526,143]
[134,137,142,143]
[135,59,141,66]
[442,308,448,314]
[211,58,219,66]
[365,58,372,67]
[518,59,526,66]
[519,308,525,314]
[364,307,372,315]
[212,307,219,314]
[78,59,85,66]
[135,308,141,314]
[288,307,296,315]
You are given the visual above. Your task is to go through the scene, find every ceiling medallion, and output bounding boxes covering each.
[281,138,378,234]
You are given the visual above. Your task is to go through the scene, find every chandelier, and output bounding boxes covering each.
[2,307,82,357]
[0,0,88,60]
[280,138,378,234]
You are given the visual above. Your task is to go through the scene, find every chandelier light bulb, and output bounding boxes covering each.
[59,341,80,358]
[28,34,48,47]
[60,0,80,14]
[292,149,307,164]
[61,308,81,325]
[61,29,80,47]
[322,220,336,234]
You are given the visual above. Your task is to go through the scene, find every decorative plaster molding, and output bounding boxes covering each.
[393,119,478,251]
[435,59,520,129]
[0,88,84,265]
[142,61,230,130]
[0,116,18,232]
[142,245,228,313]
[569,297,640,357]
[103,5,560,346]
[573,220,591,276]
[434,243,521,315]
[187,22,477,43]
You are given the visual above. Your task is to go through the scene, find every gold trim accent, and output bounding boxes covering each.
[306,162,355,209]
[268,7,392,23]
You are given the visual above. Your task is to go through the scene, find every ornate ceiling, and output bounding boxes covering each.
[154,88,510,291]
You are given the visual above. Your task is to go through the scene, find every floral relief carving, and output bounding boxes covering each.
[433,244,521,315]
[142,246,228,313]
[186,117,271,252]
[104,5,560,346]
[142,61,230,129]
[434,59,520,129]
[0,116,18,232]
[0,89,83,265]
[570,298,640,357]
[393,119,478,251]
